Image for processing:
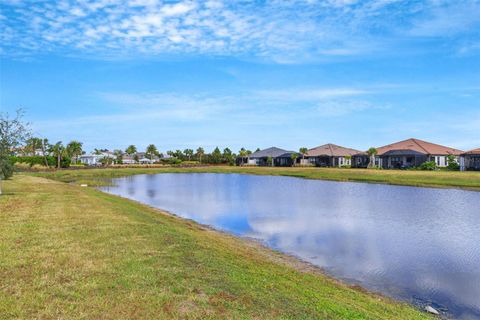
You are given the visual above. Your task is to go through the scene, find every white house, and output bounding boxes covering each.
[139,157,155,164]
[79,152,116,166]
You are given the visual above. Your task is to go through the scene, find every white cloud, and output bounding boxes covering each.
[2,0,478,60]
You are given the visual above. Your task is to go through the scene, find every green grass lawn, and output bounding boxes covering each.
[33,165,480,190]
[0,174,433,319]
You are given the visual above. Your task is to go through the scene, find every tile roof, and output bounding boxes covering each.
[463,148,480,155]
[306,143,362,157]
[249,147,296,158]
[376,138,464,156]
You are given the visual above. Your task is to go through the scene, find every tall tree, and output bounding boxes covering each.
[125,145,137,156]
[0,109,31,195]
[25,137,43,156]
[146,144,158,160]
[238,148,248,165]
[196,147,205,163]
[50,141,65,169]
[41,138,50,167]
[184,149,193,161]
[66,140,83,164]
[175,150,184,160]
[223,147,233,164]
[211,147,222,164]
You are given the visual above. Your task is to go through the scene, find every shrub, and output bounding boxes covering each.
[446,155,459,171]
[418,161,437,170]
[161,158,182,165]
[0,156,14,179]
[13,156,56,167]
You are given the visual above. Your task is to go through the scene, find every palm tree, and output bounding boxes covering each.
[291,153,299,166]
[125,145,137,156]
[196,147,205,163]
[184,149,194,161]
[146,144,158,160]
[299,147,308,163]
[367,147,378,168]
[238,148,248,165]
[25,137,42,156]
[66,140,83,164]
[41,138,50,167]
[50,141,65,168]
[113,149,123,164]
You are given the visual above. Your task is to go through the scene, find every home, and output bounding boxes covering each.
[351,152,369,168]
[241,147,298,167]
[137,152,160,164]
[139,157,155,164]
[460,148,480,171]
[122,155,137,164]
[79,151,116,166]
[305,143,362,167]
[373,138,463,169]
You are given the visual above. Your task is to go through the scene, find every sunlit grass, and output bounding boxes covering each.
[0,175,433,319]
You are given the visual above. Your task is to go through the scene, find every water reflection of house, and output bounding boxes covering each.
[460,148,480,171]
[305,143,361,167]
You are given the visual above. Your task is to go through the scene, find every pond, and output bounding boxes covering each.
[100,173,480,319]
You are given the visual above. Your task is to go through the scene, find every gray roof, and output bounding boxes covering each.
[249,147,297,158]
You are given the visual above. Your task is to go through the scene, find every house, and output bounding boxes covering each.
[305,143,362,167]
[372,138,463,169]
[240,147,298,167]
[460,148,480,171]
[122,155,137,164]
[79,151,115,166]
[136,152,160,164]
[139,157,155,164]
[351,152,369,168]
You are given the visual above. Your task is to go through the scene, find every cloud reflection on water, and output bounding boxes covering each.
[101,173,480,319]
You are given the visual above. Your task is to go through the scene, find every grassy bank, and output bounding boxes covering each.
[33,165,480,190]
[0,175,431,319]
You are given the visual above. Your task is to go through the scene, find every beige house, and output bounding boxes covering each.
[305,143,362,167]
[373,138,463,169]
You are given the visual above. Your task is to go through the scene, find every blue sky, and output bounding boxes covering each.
[1,0,479,153]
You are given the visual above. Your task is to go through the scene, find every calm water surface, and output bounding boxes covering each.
[100,173,480,319]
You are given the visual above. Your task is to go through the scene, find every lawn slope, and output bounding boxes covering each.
[0,175,431,319]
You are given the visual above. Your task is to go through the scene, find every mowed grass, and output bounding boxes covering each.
[0,175,432,319]
[33,165,480,190]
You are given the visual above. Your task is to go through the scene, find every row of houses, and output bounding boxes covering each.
[237,138,480,171]
[78,151,162,166]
